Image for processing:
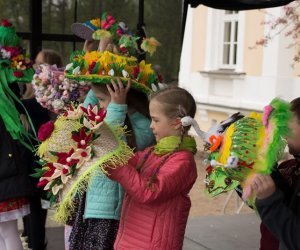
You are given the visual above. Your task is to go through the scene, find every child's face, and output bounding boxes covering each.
[149,99,181,142]
[287,117,300,156]
[92,86,111,110]
[34,52,44,68]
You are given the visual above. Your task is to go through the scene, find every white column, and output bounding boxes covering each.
[179,5,193,89]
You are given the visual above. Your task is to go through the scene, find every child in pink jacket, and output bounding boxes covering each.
[107,86,198,249]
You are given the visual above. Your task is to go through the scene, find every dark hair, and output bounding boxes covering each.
[291,97,300,123]
[38,49,63,67]
[91,83,151,151]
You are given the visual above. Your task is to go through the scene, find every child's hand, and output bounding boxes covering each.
[107,78,131,104]
[251,174,276,200]
[83,40,99,52]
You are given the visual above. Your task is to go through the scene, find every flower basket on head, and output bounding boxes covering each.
[32,64,91,113]
[33,104,133,223]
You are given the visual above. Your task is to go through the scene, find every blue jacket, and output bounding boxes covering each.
[83,90,154,219]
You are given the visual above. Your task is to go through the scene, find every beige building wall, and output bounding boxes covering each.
[191,6,207,72]
[293,39,300,76]
[243,10,264,76]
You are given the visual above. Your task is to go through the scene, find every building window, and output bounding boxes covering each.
[204,9,244,72]
[221,10,239,68]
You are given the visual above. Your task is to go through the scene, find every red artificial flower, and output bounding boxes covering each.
[37,163,55,188]
[88,107,106,123]
[205,165,213,174]
[43,163,55,177]
[88,61,96,74]
[5,46,21,57]
[1,19,12,27]
[72,127,92,149]
[80,105,88,114]
[116,28,123,37]
[13,71,24,78]
[158,74,163,83]
[119,47,128,55]
[37,179,49,188]
[133,66,140,79]
[81,104,106,123]
[56,148,79,166]
[38,121,55,141]
[63,105,74,117]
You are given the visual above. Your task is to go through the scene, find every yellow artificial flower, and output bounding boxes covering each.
[84,51,101,67]
[90,18,101,29]
[99,51,114,73]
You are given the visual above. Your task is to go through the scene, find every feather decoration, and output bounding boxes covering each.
[141,37,161,56]
[92,29,112,41]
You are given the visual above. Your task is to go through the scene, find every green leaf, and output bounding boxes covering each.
[137,72,143,81]
[92,62,101,74]
[49,151,57,156]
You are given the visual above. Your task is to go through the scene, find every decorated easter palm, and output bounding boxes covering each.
[200,98,291,204]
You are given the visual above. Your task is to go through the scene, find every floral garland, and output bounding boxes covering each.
[33,104,106,203]
[32,64,90,113]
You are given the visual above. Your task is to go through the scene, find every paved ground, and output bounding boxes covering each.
[184,213,260,250]
[40,213,260,250]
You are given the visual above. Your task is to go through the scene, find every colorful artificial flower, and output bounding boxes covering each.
[56,148,79,166]
[82,104,106,130]
[71,127,93,149]
[32,64,90,113]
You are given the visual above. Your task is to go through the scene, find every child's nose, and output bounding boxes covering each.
[150,122,154,130]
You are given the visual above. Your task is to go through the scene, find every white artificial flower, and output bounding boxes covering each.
[65,63,73,71]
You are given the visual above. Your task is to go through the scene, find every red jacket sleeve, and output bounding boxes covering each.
[108,151,197,204]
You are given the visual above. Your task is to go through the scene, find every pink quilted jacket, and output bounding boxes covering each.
[108,148,197,250]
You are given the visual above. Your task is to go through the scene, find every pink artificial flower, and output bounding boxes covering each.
[263,105,273,126]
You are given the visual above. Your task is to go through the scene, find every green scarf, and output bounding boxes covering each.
[154,135,197,156]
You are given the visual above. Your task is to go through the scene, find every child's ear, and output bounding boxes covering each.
[172,118,182,130]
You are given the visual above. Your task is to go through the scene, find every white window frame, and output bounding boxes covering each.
[204,9,245,72]
[220,11,239,69]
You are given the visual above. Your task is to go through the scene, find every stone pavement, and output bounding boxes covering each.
[40,212,260,250]
[183,213,260,250]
